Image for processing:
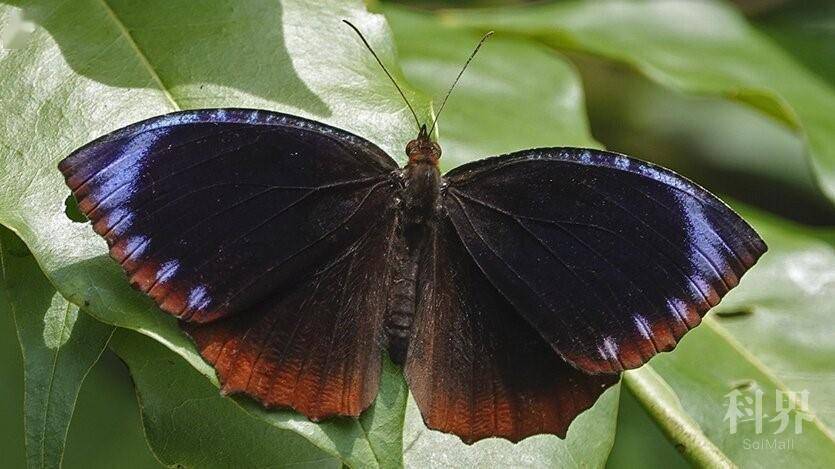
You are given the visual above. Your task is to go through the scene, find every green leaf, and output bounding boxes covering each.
[385,6,620,465]
[568,56,835,224]
[713,206,835,434]
[0,226,114,469]
[0,1,428,465]
[622,366,732,466]
[0,230,160,468]
[359,357,410,469]
[605,385,688,469]
[61,350,164,469]
[0,245,26,469]
[108,329,340,469]
[442,0,835,205]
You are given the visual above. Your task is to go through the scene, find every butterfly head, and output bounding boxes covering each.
[407,124,441,165]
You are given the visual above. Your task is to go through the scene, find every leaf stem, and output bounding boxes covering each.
[624,366,735,468]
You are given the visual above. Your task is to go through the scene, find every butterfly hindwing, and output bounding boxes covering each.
[405,218,618,444]
[183,210,398,418]
[443,148,766,375]
[60,108,400,417]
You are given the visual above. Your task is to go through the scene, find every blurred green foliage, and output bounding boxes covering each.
[0,288,159,469]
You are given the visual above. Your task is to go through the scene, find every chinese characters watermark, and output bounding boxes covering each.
[723,386,814,450]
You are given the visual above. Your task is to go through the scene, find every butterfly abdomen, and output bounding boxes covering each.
[384,241,418,365]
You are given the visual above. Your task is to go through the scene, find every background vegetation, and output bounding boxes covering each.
[0,0,833,467]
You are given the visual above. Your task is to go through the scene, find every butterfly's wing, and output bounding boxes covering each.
[442,148,767,375]
[405,218,618,443]
[60,108,400,418]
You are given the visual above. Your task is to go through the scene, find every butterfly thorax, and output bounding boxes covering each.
[385,133,442,365]
[400,130,442,247]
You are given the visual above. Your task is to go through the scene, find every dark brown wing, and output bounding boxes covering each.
[59,108,400,418]
[405,218,618,443]
[443,148,767,375]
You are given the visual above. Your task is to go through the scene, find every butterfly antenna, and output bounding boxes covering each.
[343,20,422,132]
[426,30,494,138]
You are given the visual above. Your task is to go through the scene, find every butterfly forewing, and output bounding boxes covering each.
[443,148,767,375]
[60,109,398,323]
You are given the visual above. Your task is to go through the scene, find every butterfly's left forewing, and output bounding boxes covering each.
[442,148,766,375]
[60,108,400,418]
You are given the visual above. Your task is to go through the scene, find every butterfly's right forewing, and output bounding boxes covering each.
[442,148,766,376]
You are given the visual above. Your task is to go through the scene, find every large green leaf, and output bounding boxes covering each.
[442,0,835,205]
[7,1,830,467]
[0,0,430,466]
[384,6,621,466]
[565,52,835,225]
[109,329,339,469]
[0,0,625,465]
[0,229,162,468]
[0,226,114,469]
[605,384,688,469]
[401,388,620,468]
[358,357,410,469]
[61,349,163,469]
[713,209,835,433]
[1,227,237,469]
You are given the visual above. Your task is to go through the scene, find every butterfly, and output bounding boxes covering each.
[58,22,766,444]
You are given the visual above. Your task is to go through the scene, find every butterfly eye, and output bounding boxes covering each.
[405,139,420,157]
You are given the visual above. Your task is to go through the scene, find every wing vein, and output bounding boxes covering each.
[617,176,750,269]
[84,127,273,216]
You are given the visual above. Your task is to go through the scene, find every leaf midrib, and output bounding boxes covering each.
[703,316,835,443]
[39,300,73,468]
[98,0,179,111]
[625,313,835,468]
